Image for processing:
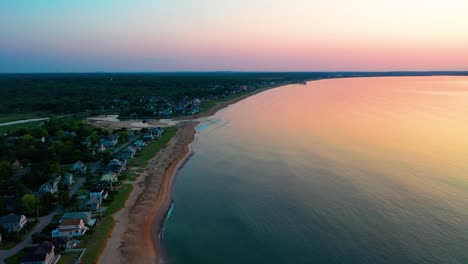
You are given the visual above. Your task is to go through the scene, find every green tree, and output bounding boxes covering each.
[0,161,12,178]
[90,132,100,145]
[21,134,34,142]
[21,194,38,216]
[119,131,129,142]
[56,130,65,138]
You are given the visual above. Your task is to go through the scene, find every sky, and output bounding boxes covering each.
[1,0,468,72]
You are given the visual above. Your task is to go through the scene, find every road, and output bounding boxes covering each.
[69,177,85,197]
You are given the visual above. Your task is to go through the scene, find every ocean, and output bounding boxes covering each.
[163,77,468,263]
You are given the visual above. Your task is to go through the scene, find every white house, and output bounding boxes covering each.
[63,172,74,186]
[52,219,87,238]
[38,176,60,195]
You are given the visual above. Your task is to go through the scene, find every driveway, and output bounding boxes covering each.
[69,177,85,197]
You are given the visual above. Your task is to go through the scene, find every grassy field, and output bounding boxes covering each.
[0,112,49,123]
[0,120,45,134]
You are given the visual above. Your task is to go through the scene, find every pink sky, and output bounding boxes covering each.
[1,0,468,72]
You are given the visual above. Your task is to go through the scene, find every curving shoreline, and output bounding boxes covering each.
[99,121,198,264]
[99,82,299,264]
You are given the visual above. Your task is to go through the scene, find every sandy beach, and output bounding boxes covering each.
[99,121,197,264]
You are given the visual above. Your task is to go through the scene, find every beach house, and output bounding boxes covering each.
[71,161,87,174]
[61,212,93,226]
[0,214,27,233]
[52,219,88,238]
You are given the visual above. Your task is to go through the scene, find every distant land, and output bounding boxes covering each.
[1,71,468,124]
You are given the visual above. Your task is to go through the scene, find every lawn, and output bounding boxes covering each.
[0,112,49,123]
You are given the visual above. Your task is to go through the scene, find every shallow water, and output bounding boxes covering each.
[163,77,468,264]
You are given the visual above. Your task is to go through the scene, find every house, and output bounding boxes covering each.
[106,159,125,175]
[0,214,27,233]
[125,146,136,157]
[12,167,30,181]
[12,160,23,170]
[71,161,87,174]
[134,140,146,148]
[52,237,76,249]
[61,212,92,226]
[63,172,74,186]
[52,219,87,238]
[80,138,92,147]
[100,136,119,148]
[119,146,136,160]
[20,242,60,264]
[97,144,107,153]
[142,132,154,142]
[90,188,108,201]
[38,176,60,195]
[151,127,164,137]
[80,196,101,211]
[100,172,117,183]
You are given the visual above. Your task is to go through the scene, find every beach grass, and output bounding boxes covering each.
[106,184,133,214]
[0,112,48,123]
[80,215,115,264]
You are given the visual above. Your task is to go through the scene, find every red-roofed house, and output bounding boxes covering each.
[52,219,87,238]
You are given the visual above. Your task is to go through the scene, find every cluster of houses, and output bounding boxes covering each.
[0,126,166,264]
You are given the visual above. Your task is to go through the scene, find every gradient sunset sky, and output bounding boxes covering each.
[1,0,468,72]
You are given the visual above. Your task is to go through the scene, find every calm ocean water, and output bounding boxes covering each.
[163,77,468,264]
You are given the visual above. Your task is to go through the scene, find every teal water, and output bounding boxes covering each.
[163,77,468,264]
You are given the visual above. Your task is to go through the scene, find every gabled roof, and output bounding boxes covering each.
[61,212,91,221]
[61,219,82,226]
[0,214,24,224]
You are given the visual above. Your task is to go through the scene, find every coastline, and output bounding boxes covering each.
[98,81,300,264]
[99,121,198,264]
